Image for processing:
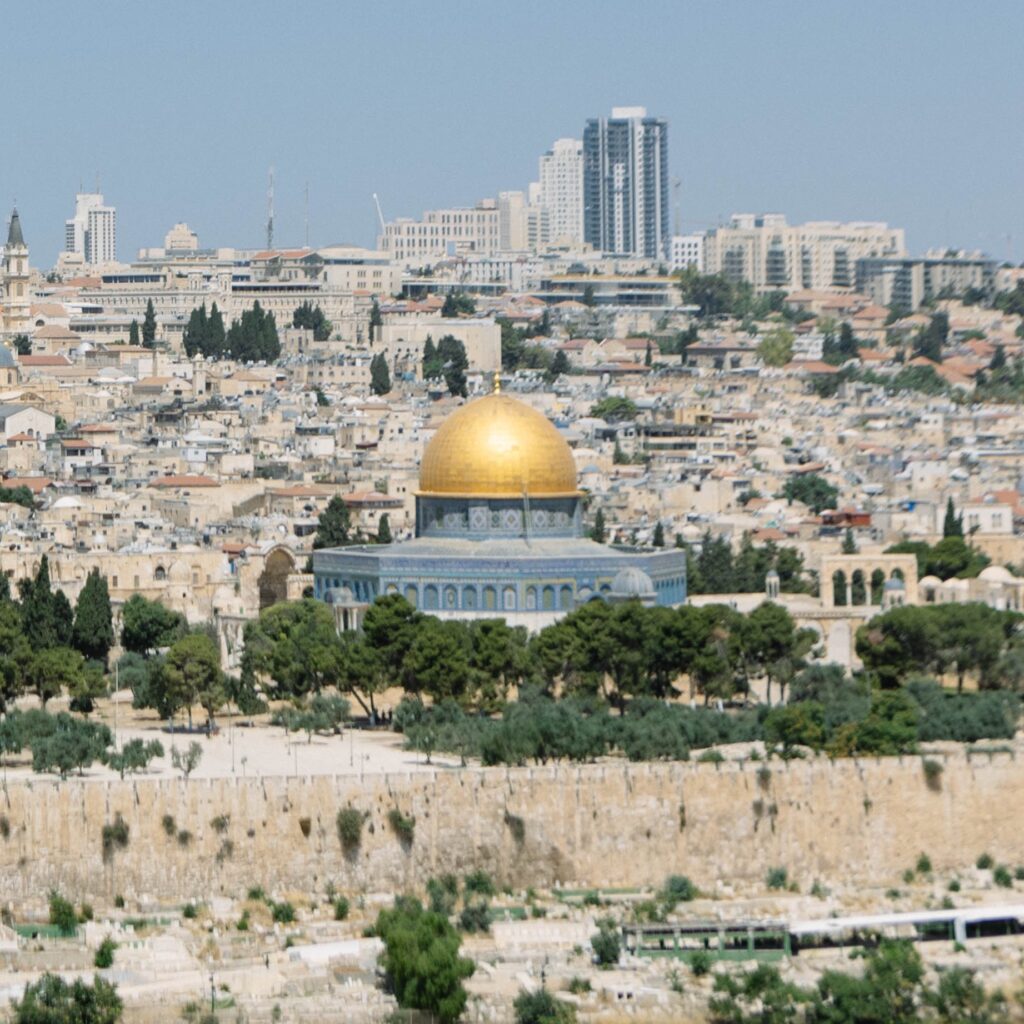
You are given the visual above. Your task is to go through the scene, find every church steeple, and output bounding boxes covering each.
[2,207,30,339]
[6,209,24,249]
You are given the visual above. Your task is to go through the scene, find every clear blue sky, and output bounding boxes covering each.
[4,0,1022,266]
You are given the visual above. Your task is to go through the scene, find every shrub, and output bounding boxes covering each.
[237,910,250,931]
[948,879,961,892]
[660,874,697,908]
[101,814,129,863]
[567,976,591,994]
[513,988,577,1024]
[216,839,234,863]
[0,815,10,839]
[113,895,125,909]
[94,936,116,969]
[374,897,474,1023]
[458,901,490,934]
[689,949,712,976]
[916,853,932,875]
[387,808,415,847]
[271,901,296,924]
[464,870,496,898]
[176,829,192,848]
[902,869,915,884]
[48,892,76,936]
[182,903,199,919]
[678,802,686,831]
[766,867,788,890]
[298,817,312,838]
[161,814,176,837]
[78,903,93,923]
[504,811,526,844]
[590,917,620,968]
[427,875,459,916]
[333,897,350,921]
[336,806,364,854]
[994,865,1013,888]
[977,852,994,870]
[922,758,944,791]
[697,749,724,764]
[757,765,772,789]
[210,814,230,833]
[1015,866,1024,882]
[247,886,267,903]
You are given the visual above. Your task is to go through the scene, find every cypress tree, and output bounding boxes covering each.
[376,513,392,544]
[142,299,157,348]
[652,521,665,547]
[208,303,225,357]
[943,497,963,538]
[72,568,114,665]
[422,335,441,380]
[370,353,392,395]
[591,508,607,544]
[128,320,141,346]
[437,334,468,397]
[19,556,58,650]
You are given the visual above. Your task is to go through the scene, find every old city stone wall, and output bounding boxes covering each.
[0,752,1018,903]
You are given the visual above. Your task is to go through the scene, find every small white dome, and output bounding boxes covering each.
[610,566,656,598]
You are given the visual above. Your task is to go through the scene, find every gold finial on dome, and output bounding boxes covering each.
[493,370,501,395]
[418,392,579,498]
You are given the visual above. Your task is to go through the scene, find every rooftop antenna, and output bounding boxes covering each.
[373,193,386,235]
[672,177,682,236]
[266,166,275,250]
[304,181,309,248]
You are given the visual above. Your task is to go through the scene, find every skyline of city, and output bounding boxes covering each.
[3,0,1022,265]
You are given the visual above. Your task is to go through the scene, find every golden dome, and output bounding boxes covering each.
[419,394,579,498]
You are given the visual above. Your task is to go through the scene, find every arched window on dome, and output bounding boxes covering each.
[462,587,477,610]
[404,585,418,608]
[483,586,496,610]
[423,585,438,610]
[542,586,555,611]
[155,565,167,581]
[525,586,537,610]
[559,585,574,610]
[444,585,458,609]
[503,586,516,611]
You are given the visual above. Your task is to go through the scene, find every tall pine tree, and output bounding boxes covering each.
[128,320,141,346]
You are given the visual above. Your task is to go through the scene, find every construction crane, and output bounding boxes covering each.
[372,193,386,235]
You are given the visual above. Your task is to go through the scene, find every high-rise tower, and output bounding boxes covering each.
[583,107,669,259]
[64,192,117,265]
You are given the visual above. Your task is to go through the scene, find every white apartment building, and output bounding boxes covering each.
[670,233,705,272]
[64,192,117,265]
[703,214,905,293]
[537,138,583,246]
[380,201,501,264]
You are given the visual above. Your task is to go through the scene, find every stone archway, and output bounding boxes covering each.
[258,547,296,609]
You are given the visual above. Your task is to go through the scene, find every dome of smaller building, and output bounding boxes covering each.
[919,575,943,587]
[610,566,656,599]
[979,565,1014,583]
[884,577,905,591]
[0,347,16,370]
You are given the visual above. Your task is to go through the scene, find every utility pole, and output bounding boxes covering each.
[266,167,275,250]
